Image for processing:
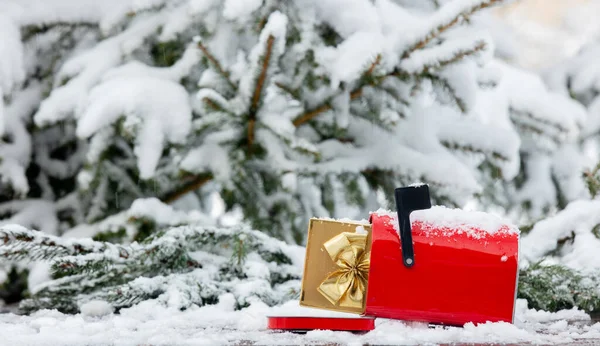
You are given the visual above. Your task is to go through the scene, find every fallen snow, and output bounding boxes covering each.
[374,205,519,238]
[79,300,114,318]
[0,298,598,346]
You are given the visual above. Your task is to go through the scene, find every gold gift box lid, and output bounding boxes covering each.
[299,218,373,315]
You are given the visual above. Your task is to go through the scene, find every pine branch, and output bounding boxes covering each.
[248,35,275,148]
[52,256,116,277]
[21,22,98,41]
[0,226,128,261]
[366,54,382,75]
[441,140,509,161]
[292,56,379,127]
[413,40,487,75]
[509,108,566,146]
[197,42,237,91]
[584,162,600,198]
[292,86,363,127]
[274,82,300,100]
[203,98,226,112]
[401,0,504,59]
[510,108,569,134]
[160,173,213,204]
[291,42,486,127]
[425,73,468,113]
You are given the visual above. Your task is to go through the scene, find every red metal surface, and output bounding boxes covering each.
[267,316,375,332]
[364,214,519,326]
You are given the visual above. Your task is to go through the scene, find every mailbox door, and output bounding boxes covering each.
[364,214,519,326]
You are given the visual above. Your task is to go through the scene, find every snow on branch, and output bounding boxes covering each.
[291,54,386,127]
[292,89,363,127]
[305,115,484,202]
[196,40,237,91]
[33,13,164,127]
[0,224,128,261]
[75,76,192,179]
[400,35,490,75]
[238,11,288,148]
[293,4,499,128]
[493,61,586,152]
[103,43,202,82]
[437,111,520,164]
[521,199,600,273]
[402,0,504,59]
[248,35,275,147]
[0,84,43,196]
[2,217,303,312]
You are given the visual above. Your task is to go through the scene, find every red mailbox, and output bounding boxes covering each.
[365,208,519,325]
[294,184,519,328]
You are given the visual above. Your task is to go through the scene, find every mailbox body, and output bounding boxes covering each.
[364,213,519,326]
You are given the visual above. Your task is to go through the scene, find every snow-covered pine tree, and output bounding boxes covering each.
[1,0,591,314]
[1,198,303,313]
[458,11,589,225]
[517,170,600,313]
[1,0,524,244]
[0,0,525,311]
[474,60,588,226]
[509,40,600,313]
[543,40,600,172]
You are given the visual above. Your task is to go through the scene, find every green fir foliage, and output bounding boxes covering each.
[518,263,600,313]
[0,222,301,314]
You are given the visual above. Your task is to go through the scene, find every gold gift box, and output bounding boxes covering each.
[299,218,373,314]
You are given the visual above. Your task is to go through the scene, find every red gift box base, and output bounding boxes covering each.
[267,316,375,332]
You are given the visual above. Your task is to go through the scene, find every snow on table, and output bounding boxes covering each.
[1,297,599,346]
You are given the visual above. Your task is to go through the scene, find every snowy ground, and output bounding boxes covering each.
[1,297,600,346]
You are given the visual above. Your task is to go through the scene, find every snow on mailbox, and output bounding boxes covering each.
[299,184,520,326]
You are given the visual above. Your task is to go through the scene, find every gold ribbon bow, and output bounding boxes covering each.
[317,232,370,309]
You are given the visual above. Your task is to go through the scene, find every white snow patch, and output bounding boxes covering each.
[79,300,114,317]
[27,262,52,293]
[127,198,213,226]
[355,225,368,234]
[180,144,231,181]
[316,31,385,87]
[409,182,426,187]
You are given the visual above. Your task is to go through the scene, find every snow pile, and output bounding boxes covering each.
[374,205,519,238]
[0,298,598,345]
[521,199,600,273]
[79,300,114,318]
